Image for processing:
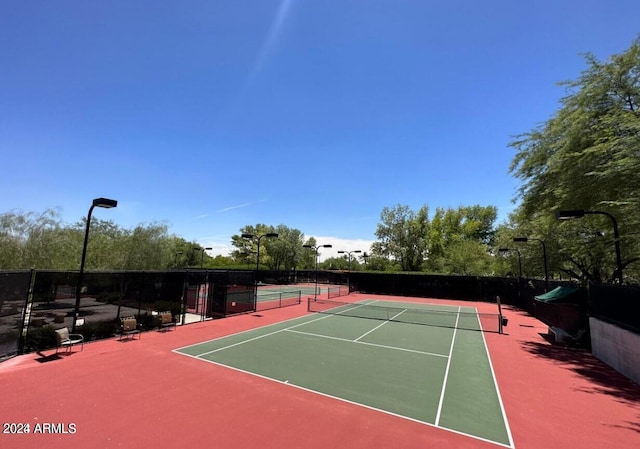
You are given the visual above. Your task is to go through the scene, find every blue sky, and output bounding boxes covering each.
[2,1,639,259]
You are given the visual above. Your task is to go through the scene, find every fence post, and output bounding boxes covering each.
[17,269,36,355]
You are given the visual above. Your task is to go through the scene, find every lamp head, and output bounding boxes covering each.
[513,237,528,242]
[93,197,118,208]
[556,209,586,220]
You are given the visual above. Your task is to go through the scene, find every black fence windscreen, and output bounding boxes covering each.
[589,283,640,333]
[4,268,638,359]
[3,269,260,356]
[0,271,32,360]
[24,271,186,353]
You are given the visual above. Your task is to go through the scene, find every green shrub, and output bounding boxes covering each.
[24,325,57,352]
[153,300,182,317]
[78,319,119,340]
[135,312,156,331]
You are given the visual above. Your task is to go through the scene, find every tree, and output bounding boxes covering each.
[0,208,201,270]
[230,224,273,268]
[262,225,305,270]
[0,209,74,269]
[509,37,640,283]
[300,237,319,270]
[444,240,493,276]
[364,254,394,271]
[320,257,349,270]
[231,224,308,270]
[373,204,429,271]
[425,205,497,274]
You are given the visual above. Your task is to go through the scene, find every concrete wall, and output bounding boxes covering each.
[589,317,640,385]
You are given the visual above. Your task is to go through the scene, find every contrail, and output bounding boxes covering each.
[217,202,252,212]
[216,0,295,132]
[251,0,295,76]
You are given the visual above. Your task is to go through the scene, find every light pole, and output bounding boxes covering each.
[337,250,361,270]
[514,237,549,291]
[73,197,118,332]
[193,247,213,269]
[174,251,183,268]
[193,246,212,319]
[556,209,623,284]
[241,233,279,272]
[303,244,332,297]
[337,250,361,292]
[499,247,523,305]
[498,248,522,278]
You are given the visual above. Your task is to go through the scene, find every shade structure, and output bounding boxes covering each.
[534,286,582,303]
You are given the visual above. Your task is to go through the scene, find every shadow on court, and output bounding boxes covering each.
[520,340,640,408]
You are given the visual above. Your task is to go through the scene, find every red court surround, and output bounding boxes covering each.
[1,294,639,449]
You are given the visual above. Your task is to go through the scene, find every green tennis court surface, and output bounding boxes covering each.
[256,284,344,298]
[175,299,513,447]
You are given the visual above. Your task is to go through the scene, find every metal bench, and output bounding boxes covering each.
[119,317,141,340]
[158,311,177,331]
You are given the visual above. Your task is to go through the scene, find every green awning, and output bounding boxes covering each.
[534,286,582,303]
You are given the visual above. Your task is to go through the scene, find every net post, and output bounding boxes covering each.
[497,295,504,334]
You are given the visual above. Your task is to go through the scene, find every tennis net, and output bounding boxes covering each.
[255,290,302,311]
[307,298,503,333]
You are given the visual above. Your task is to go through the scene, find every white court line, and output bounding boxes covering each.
[193,313,334,358]
[174,350,511,448]
[354,308,408,341]
[285,328,448,358]
[175,298,514,449]
[173,299,375,354]
[477,311,516,448]
[434,306,461,426]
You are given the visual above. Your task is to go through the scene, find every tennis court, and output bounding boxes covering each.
[176,298,513,447]
[252,283,349,311]
[2,292,640,449]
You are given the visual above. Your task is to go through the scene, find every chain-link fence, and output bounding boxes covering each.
[2,269,638,360]
[4,269,258,357]
[0,271,32,360]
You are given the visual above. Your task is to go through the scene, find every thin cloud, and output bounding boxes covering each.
[306,236,376,262]
[217,202,252,213]
[252,0,294,76]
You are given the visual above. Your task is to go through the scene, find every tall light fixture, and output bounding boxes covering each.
[514,236,548,291]
[498,248,522,278]
[556,209,623,284]
[193,247,213,269]
[192,246,212,320]
[73,197,118,332]
[241,232,279,271]
[303,244,332,297]
[337,249,361,292]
